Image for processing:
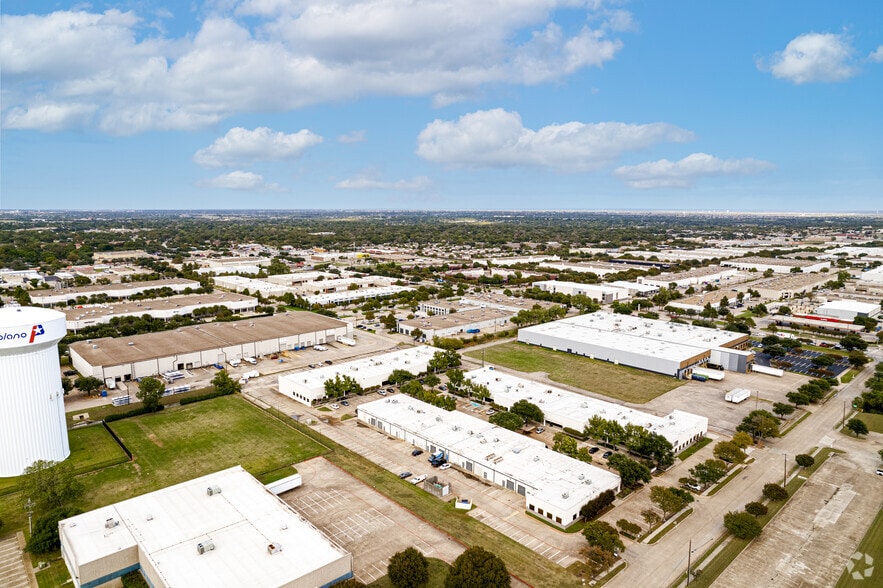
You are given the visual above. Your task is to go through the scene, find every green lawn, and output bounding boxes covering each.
[466,342,683,403]
[835,504,883,587]
[369,558,451,588]
[855,412,883,434]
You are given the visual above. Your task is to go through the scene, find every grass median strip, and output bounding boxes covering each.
[648,508,693,544]
[707,466,744,496]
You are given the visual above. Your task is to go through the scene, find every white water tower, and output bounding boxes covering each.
[0,306,69,477]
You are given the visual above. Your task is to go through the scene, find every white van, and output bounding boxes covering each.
[228,358,241,368]
[243,357,257,365]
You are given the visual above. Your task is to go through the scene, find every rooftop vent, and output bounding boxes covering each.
[206,485,222,496]
[197,541,215,555]
[104,518,119,529]
[267,543,283,555]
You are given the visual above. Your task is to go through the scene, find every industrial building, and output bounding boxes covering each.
[62,293,258,331]
[518,312,752,378]
[813,299,880,322]
[0,307,69,477]
[418,295,556,317]
[533,281,629,303]
[214,275,291,297]
[750,272,831,300]
[278,346,439,406]
[357,396,621,528]
[465,368,708,453]
[30,279,200,306]
[59,466,352,588]
[70,312,350,384]
[721,257,830,274]
[305,285,414,306]
[397,307,513,340]
[638,266,739,289]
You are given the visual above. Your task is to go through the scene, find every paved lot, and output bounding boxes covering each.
[713,452,883,588]
[283,457,464,585]
[754,347,850,377]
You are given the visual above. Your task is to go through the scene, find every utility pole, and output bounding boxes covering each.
[842,400,846,429]
[783,453,787,487]
[755,389,759,411]
[25,498,34,536]
[687,539,692,586]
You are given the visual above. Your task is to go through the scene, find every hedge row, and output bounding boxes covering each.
[105,405,164,423]
[179,388,234,405]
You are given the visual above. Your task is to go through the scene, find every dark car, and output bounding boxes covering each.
[602,451,613,459]
[63,369,78,376]
[324,359,333,365]
[341,400,349,407]
[411,449,424,456]
[398,471,412,479]
[589,447,600,454]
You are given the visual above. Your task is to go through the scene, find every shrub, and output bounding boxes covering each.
[795,454,815,468]
[724,511,763,540]
[179,388,234,405]
[580,490,616,521]
[105,404,164,423]
[616,519,641,538]
[762,483,789,501]
[388,547,429,588]
[744,502,768,517]
[26,507,82,554]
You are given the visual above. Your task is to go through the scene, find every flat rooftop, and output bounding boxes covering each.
[359,396,620,514]
[60,466,349,588]
[725,256,822,268]
[70,312,347,367]
[280,346,439,390]
[62,293,257,321]
[815,299,879,313]
[400,307,514,331]
[750,272,831,290]
[31,278,199,301]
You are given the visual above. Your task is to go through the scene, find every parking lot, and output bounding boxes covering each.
[750,341,850,377]
[282,457,465,584]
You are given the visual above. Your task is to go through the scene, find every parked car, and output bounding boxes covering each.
[588,446,600,454]
[602,451,613,459]
[876,469,883,476]
[409,474,427,485]
[324,360,333,365]
[63,369,78,376]
[399,471,412,479]
[439,384,447,391]
[341,400,349,407]
[684,481,702,492]
[411,449,424,456]
[535,426,545,434]
[379,390,387,396]
[486,409,496,416]
[439,463,452,471]
[330,403,339,409]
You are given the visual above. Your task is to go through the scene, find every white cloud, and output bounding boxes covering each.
[195,170,282,191]
[416,109,694,172]
[1,2,629,133]
[336,172,431,191]
[870,45,883,63]
[337,130,366,144]
[761,32,857,84]
[3,102,97,131]
[614,153,775,189]
[194,127,323,167]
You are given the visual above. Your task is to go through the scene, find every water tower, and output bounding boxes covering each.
[0,306,69,477]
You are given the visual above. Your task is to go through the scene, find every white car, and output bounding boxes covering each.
[410,474,427,485]
[243,357,257,365]
[439,463,452,471]
[330,403,340,409]
[486,409,496,416]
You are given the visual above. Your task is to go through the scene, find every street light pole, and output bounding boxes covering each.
[842,400,846,429]
[783,453,787,487]
[687,539,692,586]
[25,498,34,536]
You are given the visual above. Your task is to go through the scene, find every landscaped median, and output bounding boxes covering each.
[669,447,841,588]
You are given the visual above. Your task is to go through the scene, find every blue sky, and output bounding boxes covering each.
[1,1,881,211]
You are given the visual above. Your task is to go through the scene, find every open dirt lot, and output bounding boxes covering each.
[712,452,883,588]
[282,457,465,585]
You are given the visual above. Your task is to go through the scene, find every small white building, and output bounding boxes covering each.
[466,368,708,453]
[278,346,439,406]
[813,299,880,322]
[357,396,621,528]
[59,466,352,588]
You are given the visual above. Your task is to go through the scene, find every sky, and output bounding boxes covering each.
[1,1,882,212]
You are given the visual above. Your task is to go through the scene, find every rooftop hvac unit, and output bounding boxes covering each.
[197,541,215,555]
[562,492,569,499]
[267,543,283,555]
[206,485,222,496]
[104,518,119,529]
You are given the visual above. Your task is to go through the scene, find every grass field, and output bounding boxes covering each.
[466,342,683,403]
[855,412,883,434]
[835,504,883,587]
[369,558,451,588]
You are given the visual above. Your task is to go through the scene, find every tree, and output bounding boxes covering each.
[552,432,578,458]
[848,350,871,368]
[387,547,429,588]
[762,483,789,501]
[641,509,661,527]
[324,374,363,398]
[650,486,688,520]
[423,373,441,388]
[840,334,868,351]
[607,454,651,488]
[724,511,763,540]
[61,377,74,395]
[786,391,810,406]
[689,459,728,487]
[795,454,815,468]
[846,418,869,437]
[713,441,747,464]
[381,312,398,331]
[26,507,82,554]
[489,411,524,431]
[772,402,795,418]
[211,370,241,395]
[446,368,465,392]
[75,375,103,395]
[731,432,753,449]
[616,519,641,538]
[136,376,165,412]
[445,546,510,588]
[580,490,615,521]
[737,410,780,440]
[510,400,544,424]
[582,520,624,554]
[744,502,768,517]
[388,369,416,385]
[581,546,616,580]
[19,460,83,509]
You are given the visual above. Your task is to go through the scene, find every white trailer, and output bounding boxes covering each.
[693,367,726,381]
[752,364,784,377]
[336,336,356,346]
[725,388,751,403]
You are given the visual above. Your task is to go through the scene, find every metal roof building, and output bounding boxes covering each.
[278,346,439,405]
[518,312,751,378]
[814,299,881,321]
[465,368,708,453]
[357,396,621,529]
[59,466,352,588]
[70,312,350,384]
[30,278,200,306]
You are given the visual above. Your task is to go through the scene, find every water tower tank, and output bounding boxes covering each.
[0,306,69,477]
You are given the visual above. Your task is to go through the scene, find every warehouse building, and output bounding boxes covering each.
[63,293,258,331]
[533,281,630,303]
[278,346,439,406]
[305,285,413,306]
[214,276,291,297]
[465,368,708,453]
[721,257,830,274]
[638,267,739,289]
[70,312,350,384]
[397,307,513,340]
[59,466,352,588]
[750,272,832,300]
[357,396,621,528]
[30,278,200,306]
[813,299,880,322]
[518,312,751,378]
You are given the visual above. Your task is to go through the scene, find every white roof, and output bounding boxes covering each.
[61,466,349,588]
[359,396,620,514]
[815,299,878,313]
[465,368,707,448]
